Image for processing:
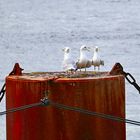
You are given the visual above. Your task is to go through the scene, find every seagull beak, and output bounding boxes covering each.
[89,46,95,51]
[87,47,91,51]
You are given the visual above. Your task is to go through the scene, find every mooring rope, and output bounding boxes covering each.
[1,98,140,126]
[48,99,140,126]
[0,102,42,116]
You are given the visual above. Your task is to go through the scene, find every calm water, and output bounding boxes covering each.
[1,0,140,139]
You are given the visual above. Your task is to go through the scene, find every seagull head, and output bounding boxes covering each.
[80,45,89,51]
[62,47,70,53]
[94,46,99,52]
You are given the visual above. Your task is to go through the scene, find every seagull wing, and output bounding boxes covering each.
[86,60,92,68]
[63,58,76,71]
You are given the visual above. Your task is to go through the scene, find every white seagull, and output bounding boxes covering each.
[91,46,104,70]
[76,45,92,71]
[62,47,76,72]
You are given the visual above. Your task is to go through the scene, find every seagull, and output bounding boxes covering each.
[62,47,76,73]
[91,46,104,70]
[76,45,92,71]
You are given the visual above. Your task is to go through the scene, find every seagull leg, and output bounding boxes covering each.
[66,71,69,75]
[94,66,97,74]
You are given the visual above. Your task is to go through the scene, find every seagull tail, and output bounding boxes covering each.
[100,60,104,66]
[74,66,78,71]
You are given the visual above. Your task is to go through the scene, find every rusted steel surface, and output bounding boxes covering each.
[109,63,124,75]
[6,73,125,140]
[9,63,23,76]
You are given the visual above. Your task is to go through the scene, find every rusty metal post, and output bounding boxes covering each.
[6,64,126,140]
